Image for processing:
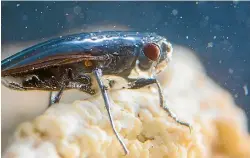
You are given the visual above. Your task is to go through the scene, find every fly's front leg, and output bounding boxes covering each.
[93,68,129,155]
[127,78,156,89]
[128,78,192,133]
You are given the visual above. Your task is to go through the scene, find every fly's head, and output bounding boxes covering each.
[154,39,173,74]
[135,39,173,77]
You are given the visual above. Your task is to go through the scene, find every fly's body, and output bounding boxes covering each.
[2,31,170,92]
[1,31,191,155]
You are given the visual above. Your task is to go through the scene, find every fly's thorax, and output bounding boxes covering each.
[96,47,139,77]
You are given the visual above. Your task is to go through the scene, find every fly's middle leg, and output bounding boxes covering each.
[128,78,192,133]
[49,86,66,106]
[48,68,73,107]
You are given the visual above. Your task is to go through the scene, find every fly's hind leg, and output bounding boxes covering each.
[93,68,129,155]
[127,78,192,133]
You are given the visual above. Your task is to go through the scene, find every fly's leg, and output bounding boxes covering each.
[93,68,129,155]
[128,78,192,133]
[127,78,156,89]
[154,80,192,133]
[75,74,96,95]
[49,85,66,107]
[49,92,53,107]
[48,68,73,107]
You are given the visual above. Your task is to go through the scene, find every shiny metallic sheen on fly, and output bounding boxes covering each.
[1,31,191,155]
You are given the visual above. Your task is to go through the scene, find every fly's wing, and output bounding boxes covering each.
[1,33,110,76]
[2,53,109,76]
[1,33,105,70]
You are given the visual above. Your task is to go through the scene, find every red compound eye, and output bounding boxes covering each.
[143,43,160,61]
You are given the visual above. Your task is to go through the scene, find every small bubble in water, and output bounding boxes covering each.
[172,9,178,16]
[74,6,82,15]
[16,4,20,7]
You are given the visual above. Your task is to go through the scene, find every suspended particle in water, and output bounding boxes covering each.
[243,85,248,96]
[214,24,221,31]
[207,42,213,48]
[234,93,238,98]
[228,68,234,74]
[205,16,209,21]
